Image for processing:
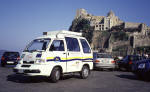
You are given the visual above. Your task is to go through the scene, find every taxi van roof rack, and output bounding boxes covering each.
[43,30,82,37]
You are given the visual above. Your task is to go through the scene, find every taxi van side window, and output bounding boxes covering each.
[50,40,64,51]
[65,37,80,52]
[80,39,91,53]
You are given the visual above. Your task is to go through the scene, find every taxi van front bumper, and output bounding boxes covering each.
[13,64,53,76]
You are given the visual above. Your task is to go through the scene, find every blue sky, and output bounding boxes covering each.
[0,0,150,52]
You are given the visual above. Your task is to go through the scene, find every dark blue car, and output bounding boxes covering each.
[1,52,20,67]
[118,55,146,71]
[132,59,150,80]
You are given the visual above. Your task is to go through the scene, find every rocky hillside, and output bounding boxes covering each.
[69,18,150,56]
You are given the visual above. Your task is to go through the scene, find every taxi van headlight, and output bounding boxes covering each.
[35,59,45,64]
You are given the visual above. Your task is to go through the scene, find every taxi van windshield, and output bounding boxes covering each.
[24,38,51,52]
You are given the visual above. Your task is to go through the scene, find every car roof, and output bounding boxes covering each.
[4,51,19,53]
[3,52,19,55]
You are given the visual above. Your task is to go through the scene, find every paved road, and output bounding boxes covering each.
[0,66,150,92]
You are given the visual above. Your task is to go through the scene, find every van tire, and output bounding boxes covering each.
[80,65,90,79]
[50,67,61,83]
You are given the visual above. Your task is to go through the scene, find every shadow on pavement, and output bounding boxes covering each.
[0,65,16,68]
[7,74,49,83]
[116,74,138,80]
[116,74,150,82]
[7,74,81,83]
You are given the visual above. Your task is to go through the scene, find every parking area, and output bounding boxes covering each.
[0,66,150,92]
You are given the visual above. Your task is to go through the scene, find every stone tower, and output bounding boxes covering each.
[75,8,88,18]
[107,10,115,17]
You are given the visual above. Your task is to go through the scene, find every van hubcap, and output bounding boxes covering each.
[83,68,89,77]
[55,70,60,80]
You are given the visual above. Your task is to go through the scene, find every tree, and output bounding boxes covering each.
[69,18,94,44]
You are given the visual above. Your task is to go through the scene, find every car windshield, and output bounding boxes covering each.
[24,38,51,52]
[97,54,112,58]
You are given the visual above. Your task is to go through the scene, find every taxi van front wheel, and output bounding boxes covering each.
[49,67,61,83]
[80,65,90,79]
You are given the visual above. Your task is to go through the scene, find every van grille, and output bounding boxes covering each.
[23,61,34,64]
[21,65,31,67]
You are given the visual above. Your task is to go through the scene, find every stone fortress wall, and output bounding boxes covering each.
[76,9,124,31]
[75,9,150,53]
[76,9,150,32]
[124,22,141,29]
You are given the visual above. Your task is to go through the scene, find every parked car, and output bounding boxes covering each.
[93,53,115,71]
[1,51,20,67]
[0,50,7,64]
[118,55,146,71]
[132,58,150,80]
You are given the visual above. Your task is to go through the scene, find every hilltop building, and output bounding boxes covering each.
[75,8,150,35]
[76,9,123,31]
[73,9,150,55]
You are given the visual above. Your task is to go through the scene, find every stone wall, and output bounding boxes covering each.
[134,36,150,48]
[73,9,150,55]
[75,9,123,31]
[124,22,141,29]
[76,8,88,18]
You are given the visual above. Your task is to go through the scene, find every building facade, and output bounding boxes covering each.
[75,8,150,34]
[75,9,150,54]
[75,9,123,31]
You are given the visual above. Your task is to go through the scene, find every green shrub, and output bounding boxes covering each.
[111,31,128,42]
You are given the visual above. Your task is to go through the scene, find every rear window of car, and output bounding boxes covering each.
[3,52,19,57]
[128,56,139,61]
[97,54,112,58]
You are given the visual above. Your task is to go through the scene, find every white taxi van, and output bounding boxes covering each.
[14,30,93,82]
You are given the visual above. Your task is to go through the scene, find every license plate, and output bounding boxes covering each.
[104,61,109,64]
[18,69,24,73]
[106,61,109,63]
[7,61,14,64]
[138,63,145,69]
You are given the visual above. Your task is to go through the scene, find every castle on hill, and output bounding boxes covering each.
[75,8,150,36]
[73,9,150,55]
